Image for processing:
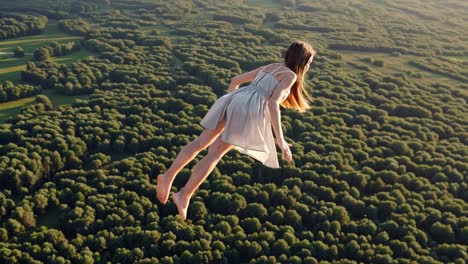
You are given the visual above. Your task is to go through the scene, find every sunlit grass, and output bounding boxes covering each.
[50,49,95,64]
[0,95,36,122]
[0,89,91,123]
[0,18,96,82]
[244,0,281,9]
[0,62,28,74]
[41,89,91,105]
[0,36,82,52]
[336,50,466,88]
[0,20,81,53]
[0,17,96,123]
[0,64,27,83]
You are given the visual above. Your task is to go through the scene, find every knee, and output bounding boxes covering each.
[192,137,207,151]
[207,140,231,160]
[207,144,222,159]
[206,150,223,163]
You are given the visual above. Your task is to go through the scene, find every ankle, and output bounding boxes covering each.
[161,171,173,182]
[180,187,191,200]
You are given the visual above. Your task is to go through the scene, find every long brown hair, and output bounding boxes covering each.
[281,40,316,112]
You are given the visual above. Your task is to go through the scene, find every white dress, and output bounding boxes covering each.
[200,65,292,169]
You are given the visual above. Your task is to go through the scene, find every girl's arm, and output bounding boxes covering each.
[227,66,265,92]
[267,72,297,143]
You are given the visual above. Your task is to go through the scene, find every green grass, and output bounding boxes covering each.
[442,55,468,61]
[0,56,28,83]
[41,89,91,105]
[0,95,36,122]
[0,19,95,83]
[0,16,97,122]
[143,24,173,37]
[244,0,281,9]
[0,89,91,123]
[0,17,96,123]
[336,50,466,87]
[50,49,95,64]
[0,20,82,53]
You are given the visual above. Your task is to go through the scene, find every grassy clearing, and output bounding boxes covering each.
[50,49,95,64]
[336,50,466,87]
[142,24,173,37]
[0,17,96,123]
[0,36,81,53]
[169,11,214,27]
[0,89,91,123]
[0,19,95,83]
[244,0,281,9]
[441,55,468,62]
[0,95,36,122]
[0,59,28,83]
[41,89,91,105]
[0,20,81,53]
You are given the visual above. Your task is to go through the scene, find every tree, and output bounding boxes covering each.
[34,47,51,61]
[315,186,336,201]
[128,138,140,153]
[284,209,301,227]
[35,94,53,110]
[268,211,284,225]
[238,241,262,262]
[312,240,328,259]
[389,140,412,156]
[271,239,290,256]
[0,228,8,242]
[181,250,194,263]
[435,243,467,261]
[128,202,145,220]
[240,203,268,222]
[332,205,350,223]
[345,240,360,259]
[6,218,25,235]
[14,46,24,57]
[430,222,455,243]
[113,137,126,153]
[373,60,384,67]
[240,217,261,234]
[190,201,208,221]
[393,104,432,118]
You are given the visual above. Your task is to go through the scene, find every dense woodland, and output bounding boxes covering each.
[0,0,467,263]
[0,13,48,40]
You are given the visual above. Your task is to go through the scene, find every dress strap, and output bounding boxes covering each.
[272,70,294,77]
[269,65,293,77]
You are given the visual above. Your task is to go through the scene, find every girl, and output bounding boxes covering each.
[157,40,316,220]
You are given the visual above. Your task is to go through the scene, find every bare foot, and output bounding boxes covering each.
[172,187,190,220]
[156,174,170,204]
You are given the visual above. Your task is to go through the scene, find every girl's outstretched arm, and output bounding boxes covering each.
[267,72,297,143]
[227,65,265,92]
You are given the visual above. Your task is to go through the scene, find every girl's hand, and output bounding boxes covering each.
[227,84,239,92]
[277,139,293,163]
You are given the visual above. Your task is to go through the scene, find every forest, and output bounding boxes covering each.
[0,0,467,263]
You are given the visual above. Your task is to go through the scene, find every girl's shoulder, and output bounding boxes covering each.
[263,63,294,73]
[272,63,296,78]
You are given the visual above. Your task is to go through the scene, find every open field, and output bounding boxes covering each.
[0,19,94,83]
[0,20,81,53]
[337,50,467,87]
[0,89,91,123]
[244,0,282,9]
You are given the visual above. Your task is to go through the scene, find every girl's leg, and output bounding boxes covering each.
[157,118,226,204]
[172,136,234,220]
